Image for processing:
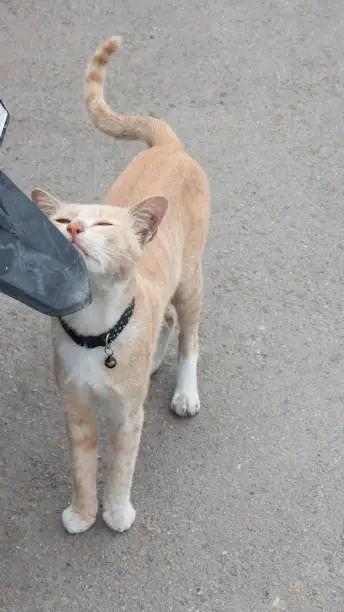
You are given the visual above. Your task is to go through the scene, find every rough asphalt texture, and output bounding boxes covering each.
[1,1,344,610]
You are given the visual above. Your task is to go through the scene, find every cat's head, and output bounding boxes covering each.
[31,188,167,280]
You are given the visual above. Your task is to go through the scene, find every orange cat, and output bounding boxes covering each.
[32,37,210,534]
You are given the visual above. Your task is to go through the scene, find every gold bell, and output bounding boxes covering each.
[104,354,117,368]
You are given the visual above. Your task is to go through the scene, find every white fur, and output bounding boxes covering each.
[53,281,137,395]
[62,505,96,534]
[171,353,200,416]
[63,279,129,335]
[103,502,136,532]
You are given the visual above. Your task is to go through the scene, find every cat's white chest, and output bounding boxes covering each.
[55,330,110,393]
[52,285,137,396]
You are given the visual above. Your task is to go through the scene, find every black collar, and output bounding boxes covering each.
[59,297,135,349]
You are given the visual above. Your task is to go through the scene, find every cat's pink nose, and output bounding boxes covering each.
[67,222,84,241]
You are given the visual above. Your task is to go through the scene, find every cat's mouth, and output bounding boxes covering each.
[72,240,88,258]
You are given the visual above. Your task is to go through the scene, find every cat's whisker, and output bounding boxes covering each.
[80,236,119,260]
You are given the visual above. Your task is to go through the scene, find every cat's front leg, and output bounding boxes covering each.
[61,387,99,534]
[103,402,144,533]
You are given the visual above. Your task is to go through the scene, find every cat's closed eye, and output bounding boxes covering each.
[55,218,71,224]
[93,221,113,227]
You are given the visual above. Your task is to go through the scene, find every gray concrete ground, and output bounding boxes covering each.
[1,0,344,610]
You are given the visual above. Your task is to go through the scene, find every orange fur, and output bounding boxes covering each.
[31,37,210,534]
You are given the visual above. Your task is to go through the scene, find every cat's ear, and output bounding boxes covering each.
[31,188,61,217]
[130,196,168,244]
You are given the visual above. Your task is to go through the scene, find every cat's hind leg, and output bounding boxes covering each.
[151,303,176,375]
[171,263,203,417]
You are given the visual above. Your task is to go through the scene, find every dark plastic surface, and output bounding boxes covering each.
[0,170,92,316]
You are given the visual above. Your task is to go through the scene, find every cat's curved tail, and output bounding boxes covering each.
[85,36,182,149]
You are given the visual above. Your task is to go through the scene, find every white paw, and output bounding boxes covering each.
[171,389,200,417]
[62,505,96,534]
[102,502,136,533]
